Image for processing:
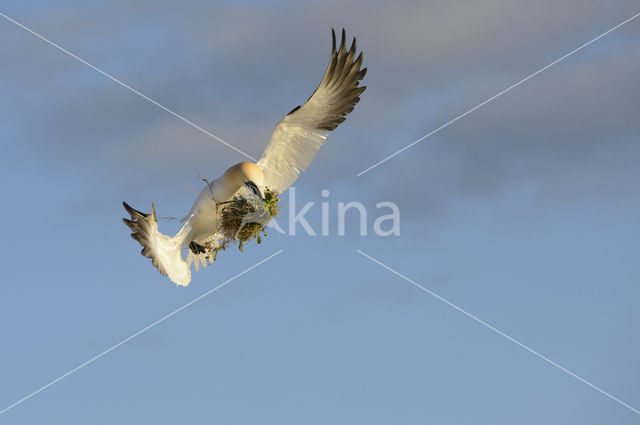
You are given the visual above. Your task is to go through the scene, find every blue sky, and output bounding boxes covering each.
[1,1,639,423]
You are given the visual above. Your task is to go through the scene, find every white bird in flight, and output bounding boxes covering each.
[123,29,366,286]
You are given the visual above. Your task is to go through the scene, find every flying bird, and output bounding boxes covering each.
[123,29,366,286]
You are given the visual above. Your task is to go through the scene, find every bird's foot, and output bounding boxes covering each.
[189,241,207,254]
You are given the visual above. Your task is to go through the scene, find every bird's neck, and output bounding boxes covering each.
[211,175,242,202]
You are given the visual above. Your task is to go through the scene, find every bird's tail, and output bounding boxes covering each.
[122,202,191,286]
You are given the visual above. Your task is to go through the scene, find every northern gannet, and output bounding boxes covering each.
[123,29,366,286]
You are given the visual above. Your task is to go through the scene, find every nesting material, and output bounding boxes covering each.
[213,188,279,259]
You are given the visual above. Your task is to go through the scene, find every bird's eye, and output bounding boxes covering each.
[244,181,261,197]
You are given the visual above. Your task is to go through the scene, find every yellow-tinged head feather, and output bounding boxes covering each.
[224,162,265,187]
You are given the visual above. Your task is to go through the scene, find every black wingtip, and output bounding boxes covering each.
[331,28,336,52]
[123,201,151,220]
[287,105,301,115]
[123,201,134,216]
[294,28,366,132]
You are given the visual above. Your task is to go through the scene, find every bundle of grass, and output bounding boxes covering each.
[213,188,279,259]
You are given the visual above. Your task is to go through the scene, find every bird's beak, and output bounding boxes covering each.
[244,181,265,202]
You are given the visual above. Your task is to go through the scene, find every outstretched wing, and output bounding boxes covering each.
[123,202,191,286]
[257,29,367,193]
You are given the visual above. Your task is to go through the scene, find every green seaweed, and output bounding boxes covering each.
[211,187,279,260]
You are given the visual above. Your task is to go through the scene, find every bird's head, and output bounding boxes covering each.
[223,162,265,200]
